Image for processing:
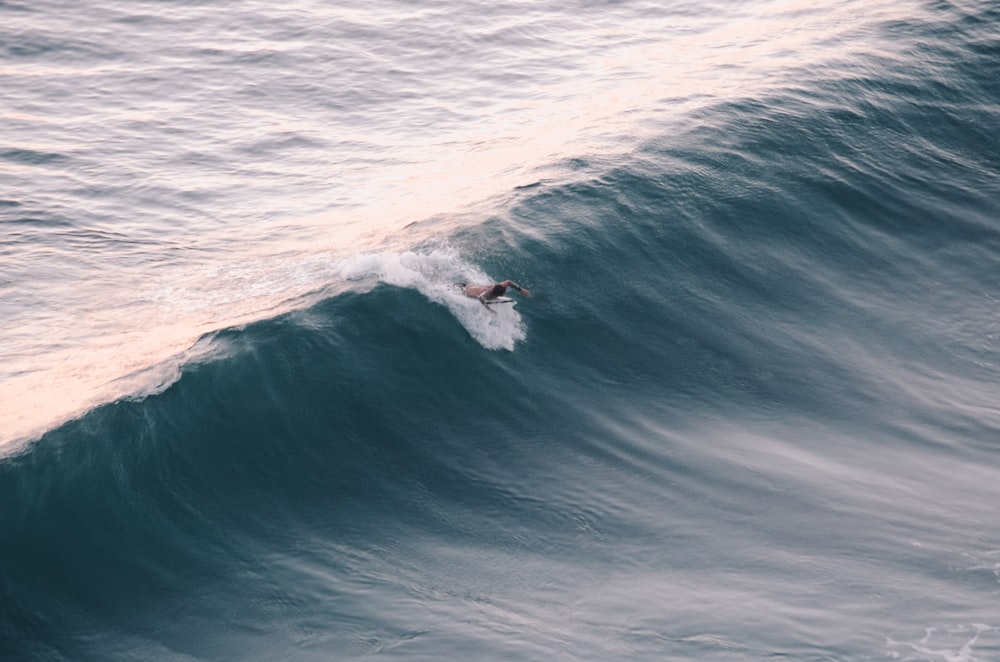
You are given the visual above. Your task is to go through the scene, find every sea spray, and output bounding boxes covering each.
[337,248,527,351]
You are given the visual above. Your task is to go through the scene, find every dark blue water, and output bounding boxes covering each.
[3,0,1000,659]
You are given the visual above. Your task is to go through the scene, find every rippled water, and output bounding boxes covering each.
[2,0,939,444]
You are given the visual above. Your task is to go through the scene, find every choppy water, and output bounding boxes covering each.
[2,0,999,659]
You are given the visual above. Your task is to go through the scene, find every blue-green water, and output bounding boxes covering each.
[2,0,999,659]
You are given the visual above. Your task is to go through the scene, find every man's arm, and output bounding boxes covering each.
[501,280,531,296]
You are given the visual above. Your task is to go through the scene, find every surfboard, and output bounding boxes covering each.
[484,296,514,305]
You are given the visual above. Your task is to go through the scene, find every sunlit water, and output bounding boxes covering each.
[2,0,928,446]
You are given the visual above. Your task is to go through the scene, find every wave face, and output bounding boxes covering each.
[3,0,1000,660]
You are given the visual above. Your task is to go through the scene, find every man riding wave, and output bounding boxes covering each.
[461,280,531,307]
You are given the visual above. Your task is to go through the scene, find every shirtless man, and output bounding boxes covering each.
[462,280,531,306]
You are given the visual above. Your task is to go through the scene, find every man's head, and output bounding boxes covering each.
[491,284,506,297]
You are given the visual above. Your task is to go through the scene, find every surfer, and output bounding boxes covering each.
[461,280,531,306]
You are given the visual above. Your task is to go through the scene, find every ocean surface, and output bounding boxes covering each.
[3,0,1000,659]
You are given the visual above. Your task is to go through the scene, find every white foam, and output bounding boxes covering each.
[885,624,996,662]
[334,248,527,351]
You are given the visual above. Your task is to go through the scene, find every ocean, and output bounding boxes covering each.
[2,0,999,659]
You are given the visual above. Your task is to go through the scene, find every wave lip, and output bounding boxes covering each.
[0,246,527,453]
